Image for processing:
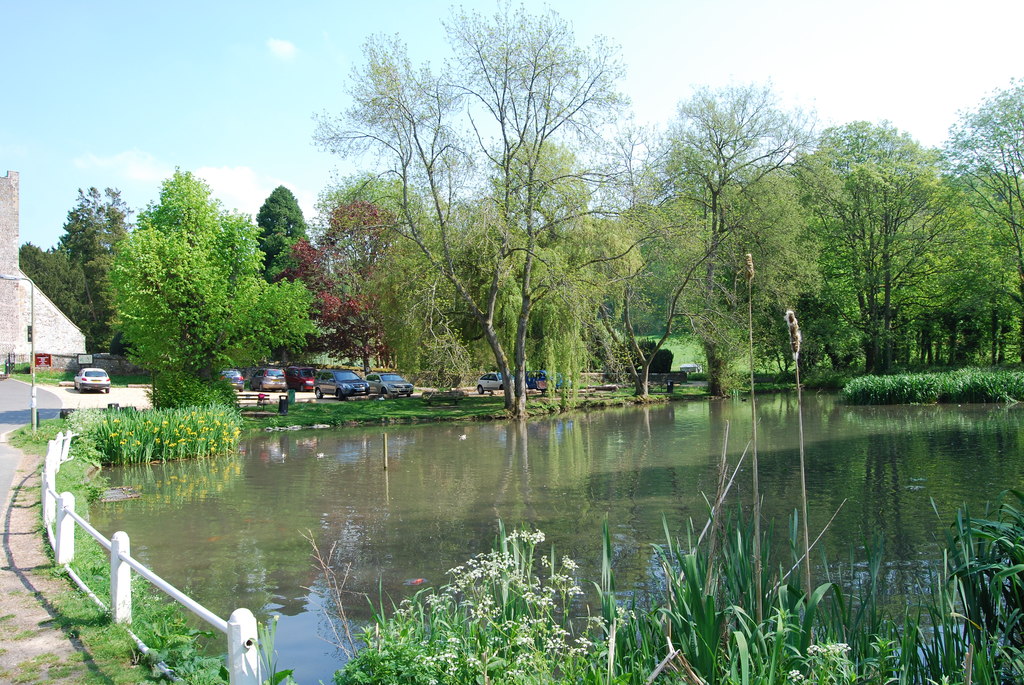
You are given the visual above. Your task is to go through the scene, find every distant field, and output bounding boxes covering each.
[644,336,704,370]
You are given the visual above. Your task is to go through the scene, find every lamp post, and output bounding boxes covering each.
[0,273,36,432]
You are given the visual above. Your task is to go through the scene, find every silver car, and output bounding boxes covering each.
[366,373,415,398]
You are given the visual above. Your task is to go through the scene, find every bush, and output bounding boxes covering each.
[650,347,673,373]
[150,371,236,409]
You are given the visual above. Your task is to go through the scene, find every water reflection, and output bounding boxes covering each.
[89,394,1024,682]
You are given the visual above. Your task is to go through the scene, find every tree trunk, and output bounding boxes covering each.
[704,341,727,396]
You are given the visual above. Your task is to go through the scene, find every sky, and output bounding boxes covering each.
[4,0,1023,251]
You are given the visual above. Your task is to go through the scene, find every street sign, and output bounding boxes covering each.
[35,353,52,368]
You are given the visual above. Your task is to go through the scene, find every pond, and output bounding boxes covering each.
[88,393,1024,682]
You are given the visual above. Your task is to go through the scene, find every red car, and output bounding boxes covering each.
[285,366,316,392]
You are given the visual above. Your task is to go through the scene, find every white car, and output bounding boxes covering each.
[74,367,111,393]
[476,373,504,395]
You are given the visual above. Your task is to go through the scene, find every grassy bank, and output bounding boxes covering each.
[247,386,707,429]
[842,368,1024,404]
[10,420,225,683]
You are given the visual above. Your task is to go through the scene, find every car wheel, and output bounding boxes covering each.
[337,389,347,401]
[380,388,388,398]
[104,388,110,394]
[477,385,485,395]
[315,387,323,399]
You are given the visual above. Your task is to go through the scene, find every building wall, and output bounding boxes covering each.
[0,170,86,360]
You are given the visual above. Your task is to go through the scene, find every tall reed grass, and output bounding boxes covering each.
[842,369,1024,405]
[69,406,242,464]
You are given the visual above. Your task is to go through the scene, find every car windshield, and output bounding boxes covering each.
[380,374,404,381]
[265,369,284,377]
[336,371,360,380]
[84,370,108,378]
[295,368,314,377]
[222,370,241,378]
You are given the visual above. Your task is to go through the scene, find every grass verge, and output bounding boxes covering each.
[9,419,226,683]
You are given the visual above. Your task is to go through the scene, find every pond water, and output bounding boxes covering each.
[89,393,1024,682]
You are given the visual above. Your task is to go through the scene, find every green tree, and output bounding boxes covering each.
[112,170,312,407]
[317,5,626,418]
[947,82,1024,362]
[18,243,88,329]
[256,185,308,282]
[58,187,131,349]
[666,84,813,394]
[800,122,962,373]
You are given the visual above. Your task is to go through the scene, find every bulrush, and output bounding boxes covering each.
[785,309,801,361]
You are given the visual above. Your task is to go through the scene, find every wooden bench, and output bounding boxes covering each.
[421,390,466,406]
[236,392,285,409]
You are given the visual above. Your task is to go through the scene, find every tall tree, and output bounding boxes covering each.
[316,5,626,418]
[283,200,395,370]
[947,82,1024,362]
[800,122,961,373]
[18,243,88,329]
[256,186,308,282]
[112,171,312,407]
[666,84,812,394]
[59,187,131,349]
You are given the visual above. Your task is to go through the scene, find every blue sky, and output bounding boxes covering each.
[5,0,1023,250]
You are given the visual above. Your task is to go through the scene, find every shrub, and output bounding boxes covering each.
[150,371,236,409]
[334,526,599,685]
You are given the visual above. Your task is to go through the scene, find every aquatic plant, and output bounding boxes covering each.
[70,405,242,464]
[842,369,1024,405]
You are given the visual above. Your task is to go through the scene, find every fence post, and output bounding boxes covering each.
[111,531,132,624]
[226,608,261,685]
[60,430,74,462]
[42,438,57,528]
[55,492,76,565]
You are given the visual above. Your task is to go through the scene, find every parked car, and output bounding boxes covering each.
[285,366,316,392]
[74,367,110,393]
[219,369,244,391]
[528,370,565,391]
[366,372,415,398]
[250,368,286,392]
[476,372,504,395]
[314,369,370,400]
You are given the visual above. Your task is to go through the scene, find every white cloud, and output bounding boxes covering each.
[73,149,171,182]
[194,165,315,221]
[267,38,297,61]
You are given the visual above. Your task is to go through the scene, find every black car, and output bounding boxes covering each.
[314,369,370,400]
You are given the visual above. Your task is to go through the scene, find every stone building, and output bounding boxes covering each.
[0,170,86,365]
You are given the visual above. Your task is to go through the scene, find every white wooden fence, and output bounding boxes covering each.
[42,431,264,684]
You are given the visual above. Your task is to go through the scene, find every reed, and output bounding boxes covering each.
[745,254,764,623]
[842,369,1024,405]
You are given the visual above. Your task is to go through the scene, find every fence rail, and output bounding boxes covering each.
[42,431,263,684]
